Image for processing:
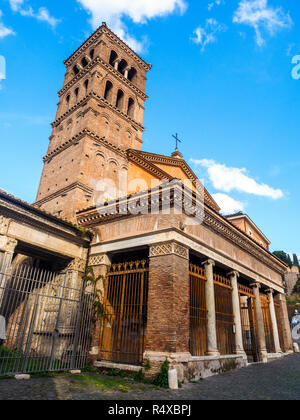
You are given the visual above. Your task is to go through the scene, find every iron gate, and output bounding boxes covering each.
[0,264,95,376]
[239,285,259,362]
[214,274,235,355]
[99,260,149,366]
[189,264,207,356]
[260,294,275,354]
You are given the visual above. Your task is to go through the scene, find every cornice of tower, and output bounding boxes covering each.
[52,91,145,132]
[63,23,152,72]
[35,182,93,207]
[43,128,128,163]
[58,56,148,101]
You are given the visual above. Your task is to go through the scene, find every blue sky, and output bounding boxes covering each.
[0,0,299,257]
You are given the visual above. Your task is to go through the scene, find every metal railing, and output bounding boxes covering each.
[214,274,235,355]
[0,264,95,376]
[99,260,149,366]
[189,264,207,356]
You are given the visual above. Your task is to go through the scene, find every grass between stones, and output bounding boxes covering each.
[70,374,156,394]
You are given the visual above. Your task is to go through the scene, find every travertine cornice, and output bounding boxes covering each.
[132,150,220,212]
[52,91,144,131]
[43,128,127,163]
[35,182,93,206]
[76,183,286,275]
[59,56,148,101]
[127,150,174,181]
[0,197,90,245]
[64,23,152,71]
[149,241,189,260]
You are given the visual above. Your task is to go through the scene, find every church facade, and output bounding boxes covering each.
[0,23,293,381]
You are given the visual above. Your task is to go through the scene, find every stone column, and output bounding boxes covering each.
[0,236,18,307]
[88,253,111,362]
[145,241,191,358]
[228,271,246,357]
[275,293,293,352]
[114,59,121,70]
[202,259,219,357]
[251,282,268,363]
[266,289,282,354]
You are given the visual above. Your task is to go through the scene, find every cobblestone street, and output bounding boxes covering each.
[1,354,300,400]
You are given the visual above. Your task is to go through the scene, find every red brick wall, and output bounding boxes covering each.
[145,253,190,353]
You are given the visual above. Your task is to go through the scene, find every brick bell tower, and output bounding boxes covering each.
[35,23,151,222]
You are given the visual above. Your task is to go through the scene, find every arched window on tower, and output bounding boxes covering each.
[73,65,80,76]
[118,59,128,76]
[128,67,137,83]
[81,57,89,68]
[116,90,124,111]
[84,79,89,94]
[90,49,95,60]
[66,94,70,108]
[75,87,79,99]
[109,50,118,67]
[104,81,113,102]
[127,98,135,118]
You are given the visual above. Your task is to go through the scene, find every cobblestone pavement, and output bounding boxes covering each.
[1,354,300,400]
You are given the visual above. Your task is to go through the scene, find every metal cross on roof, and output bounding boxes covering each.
[172,133,182,150]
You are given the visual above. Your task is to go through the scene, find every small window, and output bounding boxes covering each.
[81,57,89,68]
[84,79,89,92]
[90,49,95,60]
[66,95,70,106]
[74,87,79,98]
[104,81,113,102]
[116,90,124,111]
[109,50,118,66]
[118,59,128,75]
[128,67,137,82]
[127,98,135,118]
[73,65,80,75]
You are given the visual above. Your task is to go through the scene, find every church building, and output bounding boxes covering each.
[0,23,293,381]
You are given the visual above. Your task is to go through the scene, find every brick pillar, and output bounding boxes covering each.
[275,293,293,352]
[266,289,282,354]
[88,254,111,362]
[202,259,219,356]
[228,271,246,357]
[251,282,268,363]
[145,241,190,357]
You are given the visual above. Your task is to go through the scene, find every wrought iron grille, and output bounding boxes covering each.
[274,301,285,352]
[239,295,259,362]
[99,260,149,366]
[0,264,95,376]
[214,275,235,355]
[260,294,275,354]
[189,264,207,356]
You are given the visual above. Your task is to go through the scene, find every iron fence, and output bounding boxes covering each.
[260,294,275,354]
[99,260,149,366]
[0,264,95,376]
[214,274,235,355]
[189,264,207,356]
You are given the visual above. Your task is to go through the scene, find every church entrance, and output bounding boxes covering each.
[99,260,149,366]
[239,285,259,362]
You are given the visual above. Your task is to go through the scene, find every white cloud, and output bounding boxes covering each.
[0,10,15,39]
[9,0,60,28]
[208,0,224,12]
[191,158,283,199]
[192,18,227,52]
[212,193,245,214]
[233,0,293,46]
[77,0,187,52]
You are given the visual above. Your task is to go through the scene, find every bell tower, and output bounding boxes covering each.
[35,23,151,222]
